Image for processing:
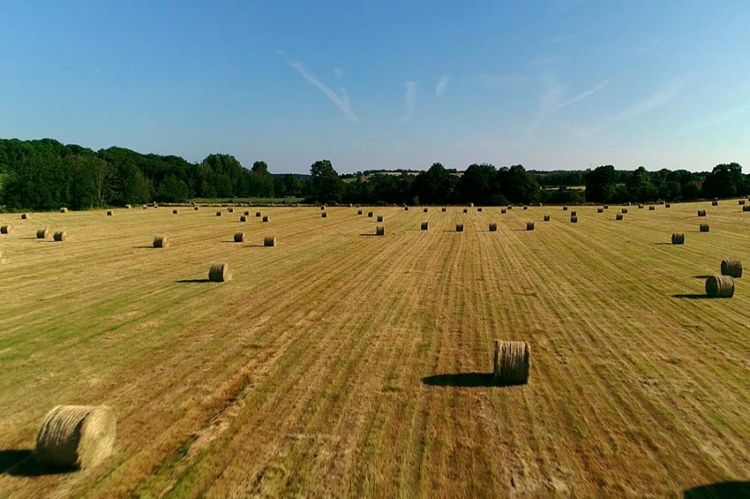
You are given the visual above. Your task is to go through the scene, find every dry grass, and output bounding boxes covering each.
[492,340,530,385]
[721,258,742,278]
[153,236,169,248]
[35,405,116,469]
[0,202,748,497]
[208,263,231,282]
[705,275,734,298]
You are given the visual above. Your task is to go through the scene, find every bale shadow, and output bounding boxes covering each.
[693,275,712,279]
[0,449,73,477]
[176,279,211,284]
[684,481,750,498]
[421,372,524,388]
[672,293,710,300]
[359,233,381,237]
[653,242,674,245]
[132,245,155,249]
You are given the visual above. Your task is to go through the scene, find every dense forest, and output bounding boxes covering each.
[0,138,747,210]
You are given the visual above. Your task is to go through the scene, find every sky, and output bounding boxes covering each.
[1,1,749,174]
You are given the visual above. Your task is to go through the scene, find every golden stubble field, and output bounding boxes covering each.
[0,202,748,498]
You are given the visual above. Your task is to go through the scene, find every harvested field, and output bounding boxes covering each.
[0,202,748,497]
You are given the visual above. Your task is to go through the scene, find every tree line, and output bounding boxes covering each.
[0,138,746,210]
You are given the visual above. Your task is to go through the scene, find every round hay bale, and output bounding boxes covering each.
[376,215,384,222]
[570,211,577,216]
[152,202,159,208]
[477,207,483,212]
[255,211,262,217]
[698,209,707,217]
[321,212,328,218]
[543,215,550,222]
[638,204,644,209]
[501,208,507,214]
[712,200,718,206]
[60,207,68,213]
[125,204,132,209]
[262,215,270,222]
[493,340,530,385]
[208,263,231,282]
[649,206,655,211]
[106,210,113,216]
[455,224,464,232]
[616,213,624,221]
[0,225,11,234]
[404,206,409,211]
[526,222,535,231]
[243,211,250,216]
[562,206,568,211]
[172,209,178,215]
[489,223,497,232]
[441,207,446,212]
[368,211,373,218]
[228,208,234,213]
[463,208,468,213]
[264,235,276,247]
[739,200,746,205]
[597,208,604,213]
[357,209,363,215]
[320,205,326,210]
[216,211,222,217]
[665,203,671,208]
[376,226,385,236]
[743,206,750,212]
[705,275,734,298]
[21,213,30,220]
[603,204,609,209]
[721,259,742,278]
[36,228,48,239]
[570,216,578,223]
[194,206,199,211]
[233,232,245,243]
[671,233,685,245]
[240,215,247,222]
[699,224,710,232]
[622,208,628,214]
[35,405,116,469]
[153,235,168,248]
[53,231,67,241]
[421,221,429,230]
[523,206,528,210]
[142,204,148,209]
[423,208,428,213]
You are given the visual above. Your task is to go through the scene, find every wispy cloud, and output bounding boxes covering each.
[334,67,344,79]
[278,52,358,123]
[404,81,418,121]
[538,77,566,115]
[675,103,750,137]
[571,79,684,138]
[435,74,450,97]
[549,33,579,45]
[540,78,612,115]
[558,79,612,111]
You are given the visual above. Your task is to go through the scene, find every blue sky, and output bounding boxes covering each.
[1,1,749,173]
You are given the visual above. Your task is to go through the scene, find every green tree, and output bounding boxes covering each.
[309,160,343,203]
[585,165,617,203]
